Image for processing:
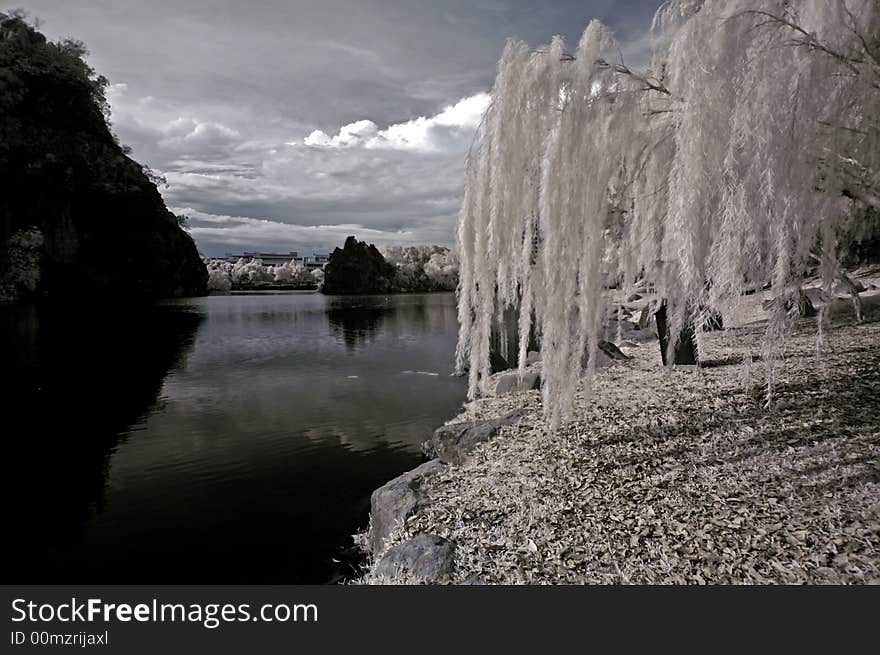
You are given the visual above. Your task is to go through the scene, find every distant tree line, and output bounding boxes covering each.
[205,243,460,294]
[381,245,459,292]
[203,257,323,291]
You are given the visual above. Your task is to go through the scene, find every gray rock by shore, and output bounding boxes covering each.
[369,459,445,555]
[489,370,541,397]
[423,409,529,466]
[373,534,455,583]
[364,408,535,582]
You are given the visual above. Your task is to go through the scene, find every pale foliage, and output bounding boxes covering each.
[231,258,272,286]
[424,251,460,289]
[203,257,316,290]
[206,266,232,292]
[456,0,880,427]
[382,245,460,291]
[270,260,315,286]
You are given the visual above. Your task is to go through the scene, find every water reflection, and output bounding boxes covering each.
[327,296,394,350]
[2,302,202,576]
[2,292,465,583]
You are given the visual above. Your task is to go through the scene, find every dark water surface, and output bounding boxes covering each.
[2,292,466,583]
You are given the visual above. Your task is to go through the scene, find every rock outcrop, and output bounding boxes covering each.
[0,15,207,302]
[488,369,541,397]
[365,408,533,582]
[321,236,397,295]
[369,459,445,555]
[597,340,631,361]
[373,534,455,583]
[762,289,818,318]
[423,409,529,466]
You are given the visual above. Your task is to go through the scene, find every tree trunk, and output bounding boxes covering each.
[489,301,540,373]
[655,301,699,367]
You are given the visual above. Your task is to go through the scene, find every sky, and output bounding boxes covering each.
[21,0,663,256]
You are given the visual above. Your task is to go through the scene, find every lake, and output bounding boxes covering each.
[2,292,466,583]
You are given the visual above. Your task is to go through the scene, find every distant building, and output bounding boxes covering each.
[301,253,331,269]
[224,251,299,266]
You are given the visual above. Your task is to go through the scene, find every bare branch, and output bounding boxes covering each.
[817,120,869,137]
[841,1,880,70]
[842,187,880,209]
[734,9,865,76]
[533,48,673,97]
[595,58,672,96]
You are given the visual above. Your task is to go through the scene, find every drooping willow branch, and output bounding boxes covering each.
[458,2,879,427]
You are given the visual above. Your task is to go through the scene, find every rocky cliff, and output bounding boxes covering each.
[0,14,207,302]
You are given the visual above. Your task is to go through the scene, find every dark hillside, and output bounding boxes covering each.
[0,13,206,301]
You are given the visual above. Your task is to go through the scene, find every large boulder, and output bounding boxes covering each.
[638,301,658,328]
[850,278,866,293]
[424,409,529,466]
[369,459,444,555]
[605,318,657,343]
[0,15,206,302]
[488,369,541,397]
[321,236,397,295]
[580,340,630,370]
[373,534,455,583]
[598,340,631,361]
[607,305,633,320]
[762,289,817,318]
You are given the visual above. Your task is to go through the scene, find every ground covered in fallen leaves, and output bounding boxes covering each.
[376,284,880,584]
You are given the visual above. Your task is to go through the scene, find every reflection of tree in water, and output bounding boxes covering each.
[326,297,394,351]
[1,302,202,581]
[326,295,454,351]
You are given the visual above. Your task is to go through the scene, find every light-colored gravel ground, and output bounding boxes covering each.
[371,278,880,584]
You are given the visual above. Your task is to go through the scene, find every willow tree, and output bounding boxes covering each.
[455,0,880,427]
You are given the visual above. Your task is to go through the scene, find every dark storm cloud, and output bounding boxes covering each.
[21,0,663,255]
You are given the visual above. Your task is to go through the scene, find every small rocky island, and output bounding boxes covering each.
[321,236,397,295]
[0,14,206,302]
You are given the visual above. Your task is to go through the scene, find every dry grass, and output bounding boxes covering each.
[373,286,880,584]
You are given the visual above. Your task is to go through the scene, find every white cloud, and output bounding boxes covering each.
[158,118,240,150]
[301,92,490,153]
[106,80,478,254]
[107,83,245,159]
[304,119,378,147]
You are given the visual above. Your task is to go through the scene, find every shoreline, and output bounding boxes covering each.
[356,280,880,584]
